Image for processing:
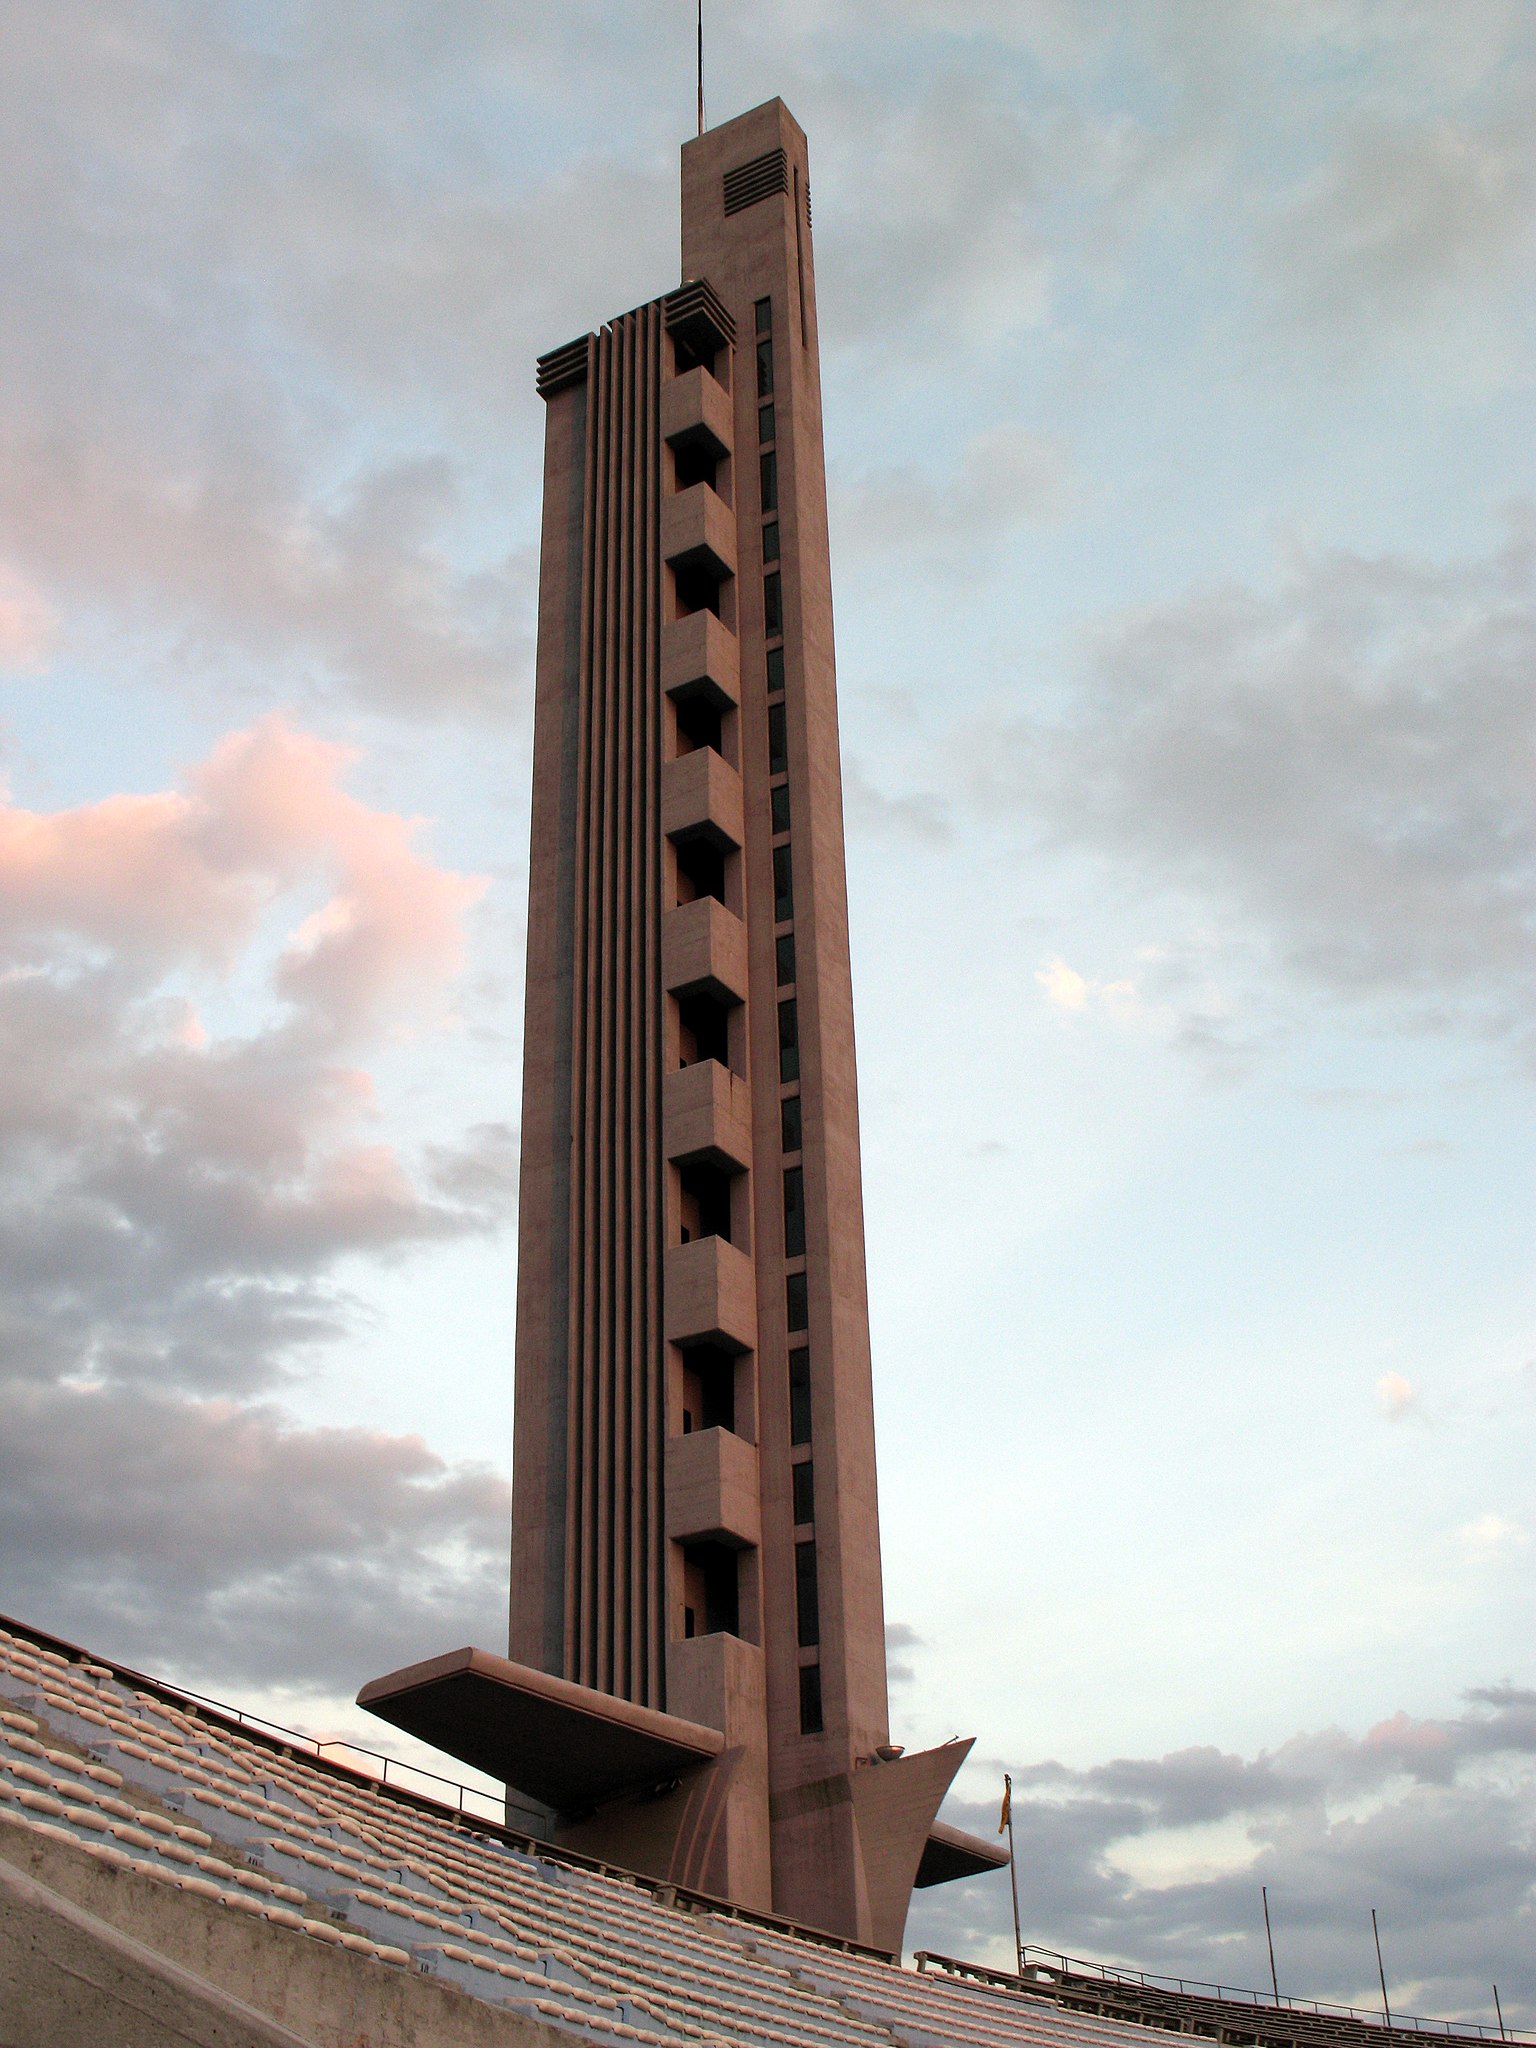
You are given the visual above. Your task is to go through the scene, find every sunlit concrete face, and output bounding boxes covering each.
[366,98,1004,1955]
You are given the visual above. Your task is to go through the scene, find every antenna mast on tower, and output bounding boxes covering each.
[696,1,705,135]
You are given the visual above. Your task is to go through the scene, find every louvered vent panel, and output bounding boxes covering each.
[664,277,737,355]
[723,147,789,216]
[536,335,592,398]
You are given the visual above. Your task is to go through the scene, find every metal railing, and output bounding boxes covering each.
[914,1949,1529,2044]
[151,1680,509,1826]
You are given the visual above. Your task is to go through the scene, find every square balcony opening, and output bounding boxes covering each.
[676,991,731,1069]
[673,439,720,494]
[681,1541,740,1639]
[679,1160,734,1246]
[672,329,724,381]
[673,562,723,619]
[680,1341,737,1436]
[675,690,724,757]
[675,836,727,907]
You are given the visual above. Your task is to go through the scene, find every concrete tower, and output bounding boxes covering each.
[359,98,1002,1955]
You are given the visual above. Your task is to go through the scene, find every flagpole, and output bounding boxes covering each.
[1002,1773,1024,1977]
[1262,1886,1279,2003]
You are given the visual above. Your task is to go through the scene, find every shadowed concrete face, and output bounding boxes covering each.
[359,97,998,1956]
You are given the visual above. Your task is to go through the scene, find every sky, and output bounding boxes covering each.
[2,0,1534,2025]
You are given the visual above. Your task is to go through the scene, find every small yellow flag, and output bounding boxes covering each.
[998,1773,1012,1836]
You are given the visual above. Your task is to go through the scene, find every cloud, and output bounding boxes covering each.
[1377,1372,1418,1422]
[909,1688,1536,2025]
[1259,111,1535,369]
[1036,956,1143,1024]
[843,759,953,846]
[977,517,1536,1059]
[834,425,1079,578]
[1457,1512,1528,1562]
[812,76,1055,353]
[0,563,56,671]
[886,1620,924,1685]
[0,1384,510,1694]
[0,720,515,1685]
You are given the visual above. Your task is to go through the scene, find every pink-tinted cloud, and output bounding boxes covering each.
[0,717,515,1692]
[0,715,485,1037]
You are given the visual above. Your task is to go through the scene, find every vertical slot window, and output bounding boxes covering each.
[780,1093,802,1154]
[776,932,797,987]
[768,702,788,776]
[794,1540,820,1647]
[778,997,799,1083]
[755,296,773,335]
[771,783,791,835]
[756,338,774,400]
[798,1661,823,1735]
[786,1271,808,1333]
[773,843,794,922]
[759,402,775,444]
[766,646,785,695]
[792,1459,815,1528]
[760,450,778,512]
[783,1166,806,1258]
[762,521,780,563]
[763,571,783,637]
[789,1346,812,1442]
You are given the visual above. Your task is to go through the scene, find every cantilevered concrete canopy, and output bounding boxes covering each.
[915,1819,1012,1888]
[357,1648,724,1814]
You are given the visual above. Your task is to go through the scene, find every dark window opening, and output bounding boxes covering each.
[677,992,730,1069]
[763,571,783,637]
[783,1165,806,1259]
[773,843,794,923]
[789,1346,812,1443]
[675,692,724,756]
[780,1093,802,1154]
[762,522,780,563]
[673,441,719,493]
[776,932,796,988]
[679,1161,734,1246]
[759,403,775,445]
[792,1459,815,1528]
[794,1540,820,1647]
[786,1270,808,1333]
[778,997,799,1083]
[675,836,726,906]
[684,1605,697,1638]
[756,338,774,399]
[681,1342,737,1435]
[766,646,785,695]
[768,702,788,776]
[760,451,778,512]
[673,330,720,378]
[798,1661,824,1735]
[674,562,721,618]
[755,296,773,335]
[682,1542,739,1638]
[771,783,791,835]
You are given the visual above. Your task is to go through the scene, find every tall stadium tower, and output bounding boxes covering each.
[360,98,1003,1954]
